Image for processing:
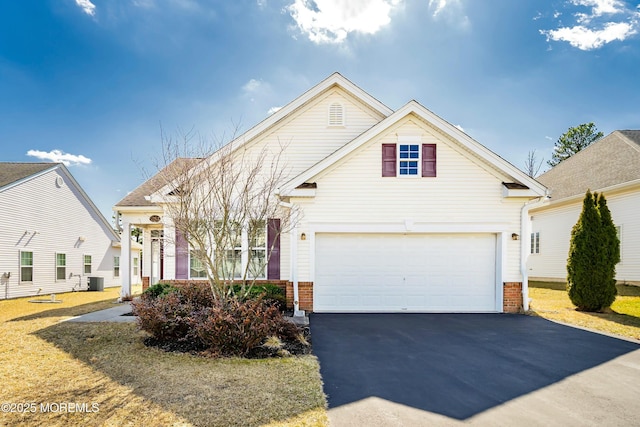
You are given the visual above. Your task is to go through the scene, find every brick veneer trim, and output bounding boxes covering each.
[503,282,523,313]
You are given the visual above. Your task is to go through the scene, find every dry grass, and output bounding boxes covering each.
[0,287,327,427]
[529,281,640,341]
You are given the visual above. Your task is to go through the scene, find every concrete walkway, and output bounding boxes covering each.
[64,302,136,323]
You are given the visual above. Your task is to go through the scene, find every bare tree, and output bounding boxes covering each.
[524,149,544,178]
[153,127,299,300]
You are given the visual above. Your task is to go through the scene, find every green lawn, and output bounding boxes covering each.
[0,288,327,427]
[529,281,640,340]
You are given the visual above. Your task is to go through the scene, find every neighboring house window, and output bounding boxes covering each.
[20,251,33,282]
[84,255,92,275]
[328,102,344,126]
[114,256,120,278]
[133,256,139,276]
[56,253,66,281]
[248,220,267,279]
[382,143,437,177]
[531,232,540,254]
[190,251,207,279]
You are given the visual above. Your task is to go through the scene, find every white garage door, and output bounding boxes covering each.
[314,233,497,312]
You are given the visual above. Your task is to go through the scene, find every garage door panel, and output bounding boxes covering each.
[314,233,497,312]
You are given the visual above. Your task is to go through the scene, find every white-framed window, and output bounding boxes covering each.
[83,255,92,275]
[215,221,242,279]
[133,256,139,276]
[20,251,33,282]
[328,102,344,126]
[398,144,420,176]
[113,256,120,278]
[530,232,540,254]
[248,220,267,279]
[56,253,66,281]
[190,251,207,279]
[211,220,267,280]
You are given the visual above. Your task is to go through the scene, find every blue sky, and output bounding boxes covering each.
[2,0,639,221]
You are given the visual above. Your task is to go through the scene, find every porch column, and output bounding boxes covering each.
[120,221,132,299]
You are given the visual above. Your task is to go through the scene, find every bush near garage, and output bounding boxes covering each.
[132,281,307,358]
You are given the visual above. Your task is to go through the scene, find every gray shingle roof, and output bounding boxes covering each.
[537,130,640,200]
[115,158,202,207]
[0,162,57,189]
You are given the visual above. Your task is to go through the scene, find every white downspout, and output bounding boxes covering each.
[520,196,548,311]
[280,199,305,318]
[290,224,304,317]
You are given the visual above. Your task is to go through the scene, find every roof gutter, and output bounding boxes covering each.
[520,195,549,311]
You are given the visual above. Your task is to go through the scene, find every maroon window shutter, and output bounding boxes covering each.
[175,229,189,279]
[422,144,436,177]
[267,219,280,280]
[382,143,396,177]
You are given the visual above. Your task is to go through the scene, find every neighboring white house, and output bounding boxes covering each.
[0,162,140,299]
[114,73,547,313]
[528,130,640,285]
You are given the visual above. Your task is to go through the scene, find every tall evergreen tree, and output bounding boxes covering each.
[548,123,603,167]
[567,191,619,311]
[597,192,620,286]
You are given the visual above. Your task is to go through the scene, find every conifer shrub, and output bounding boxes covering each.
[567,191,620,311]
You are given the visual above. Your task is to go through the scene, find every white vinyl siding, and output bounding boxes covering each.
[529,189,640,283]
[292,117,524,283]
[0,168,120,299]
[242,89,385,180]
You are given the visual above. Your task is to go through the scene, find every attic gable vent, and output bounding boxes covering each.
[328,102,344,127]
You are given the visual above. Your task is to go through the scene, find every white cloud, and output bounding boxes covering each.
[243,78,263,93]
[542,21,636,50]
[26,149,92,167]
[75,0,96,16]
[428,0,461,17]
[286,0,403,44]
[541,0,639,50]
[427,0,469,30]
[267,106,282,115]
[572,0,626,18]
[455,124,465,132]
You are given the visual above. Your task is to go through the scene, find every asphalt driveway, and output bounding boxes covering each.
[310,313,640,426]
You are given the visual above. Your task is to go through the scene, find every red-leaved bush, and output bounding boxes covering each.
[131,282,305,358]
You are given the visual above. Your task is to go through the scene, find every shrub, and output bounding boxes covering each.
[191,297,302,357]
[132,282,306,357]
[132,291,205,351]
[567,191,620,311]
[142,282,178,299]
[232,283,286,311]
